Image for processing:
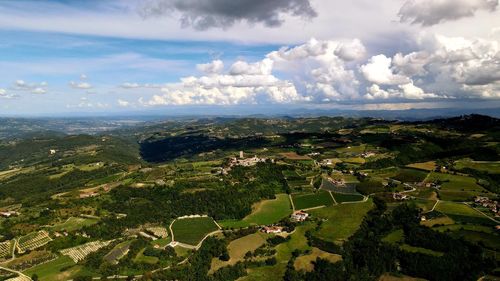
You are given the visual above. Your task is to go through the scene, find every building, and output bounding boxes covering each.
[393,193,409,200]
[291,211,309,222]
[0,211,19,218]
[262,226,283,234]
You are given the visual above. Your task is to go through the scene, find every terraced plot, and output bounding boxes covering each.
[171,216,220,246]
[105,240,133,264]
[61,240,112,262]
[292,190,334,210]
[51,217,99,232]
[17,231,52,253]
[0,240,13,258]
[219,194,292,228]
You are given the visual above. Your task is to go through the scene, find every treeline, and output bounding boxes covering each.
[140,134,269,163]
[362,132,500,169]
[0,166,122,203]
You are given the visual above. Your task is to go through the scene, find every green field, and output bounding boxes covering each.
[134,248,159,264]
[293,247,341,272]
[241,224,314,281]
[400,244,444,257]
[393,168,428,183]
[382,229,404,244]
[406,161,436,171]
[435,201,482,217]
[219,194,292,228]
[23,255,78,281]
[51,217,99,232]
[309,199,374,243]
[454,159,500,174]
[332,192,364,203]
[426,172,490,201]
[433,201,496,225]
[171,217,220,246]
[292,190,334,210]
[210,232,268,272]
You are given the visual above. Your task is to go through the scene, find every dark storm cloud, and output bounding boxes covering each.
[398,0,498,26]
[139,0,317,30]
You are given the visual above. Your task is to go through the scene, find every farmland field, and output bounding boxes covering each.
[321,178,358,194]
[293,247,341,272]
[241,224,313,281]
[105,240,133,264]
[427,172,490,201]
[171,216,220,246]
[309,199,373,243]
[332,192,364,203]
[291,190,334,210]
[219,194,292,228]
[23,255,77,281]
[433,202,496,225]
[210,232,268,272]
[393,168,428,183]
[50,217,99,232]
[406,161,436,171]
[454,159,500,174]
[61,240,112,262]
[435,201,481,217]
[17,231,52,253]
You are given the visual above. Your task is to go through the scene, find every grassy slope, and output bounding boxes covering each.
[219,194,292,228]
[293,247,341,272]
[241,224,313,281]
[171,217,219,245]
[23,255,79,281]
[309,199,374,244]
[210,232,268,272]
[292,190,334,210]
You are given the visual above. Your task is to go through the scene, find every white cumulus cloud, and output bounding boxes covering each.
[398,0,498,26]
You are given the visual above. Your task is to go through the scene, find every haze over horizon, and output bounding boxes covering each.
[1,0,499,116]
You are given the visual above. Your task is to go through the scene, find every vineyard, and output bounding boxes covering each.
[60,240,112,263]
[17,231,52,254]
[0,240,12,258]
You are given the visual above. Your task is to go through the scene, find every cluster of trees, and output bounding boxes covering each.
[287,199,495,280]
[84,163,287,239]
[153,237,244,281]
[0,166,122,203]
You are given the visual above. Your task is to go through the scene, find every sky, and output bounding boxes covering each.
[0,0,499,116]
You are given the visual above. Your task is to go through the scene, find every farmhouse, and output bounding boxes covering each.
[291,211,309,222]
[474,196,500,216]
[0,211,19,218]
[393,193,409,201]
[79,192,99,199]
[262,226,283,234]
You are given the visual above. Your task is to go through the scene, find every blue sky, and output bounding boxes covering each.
[0,0,499,115]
